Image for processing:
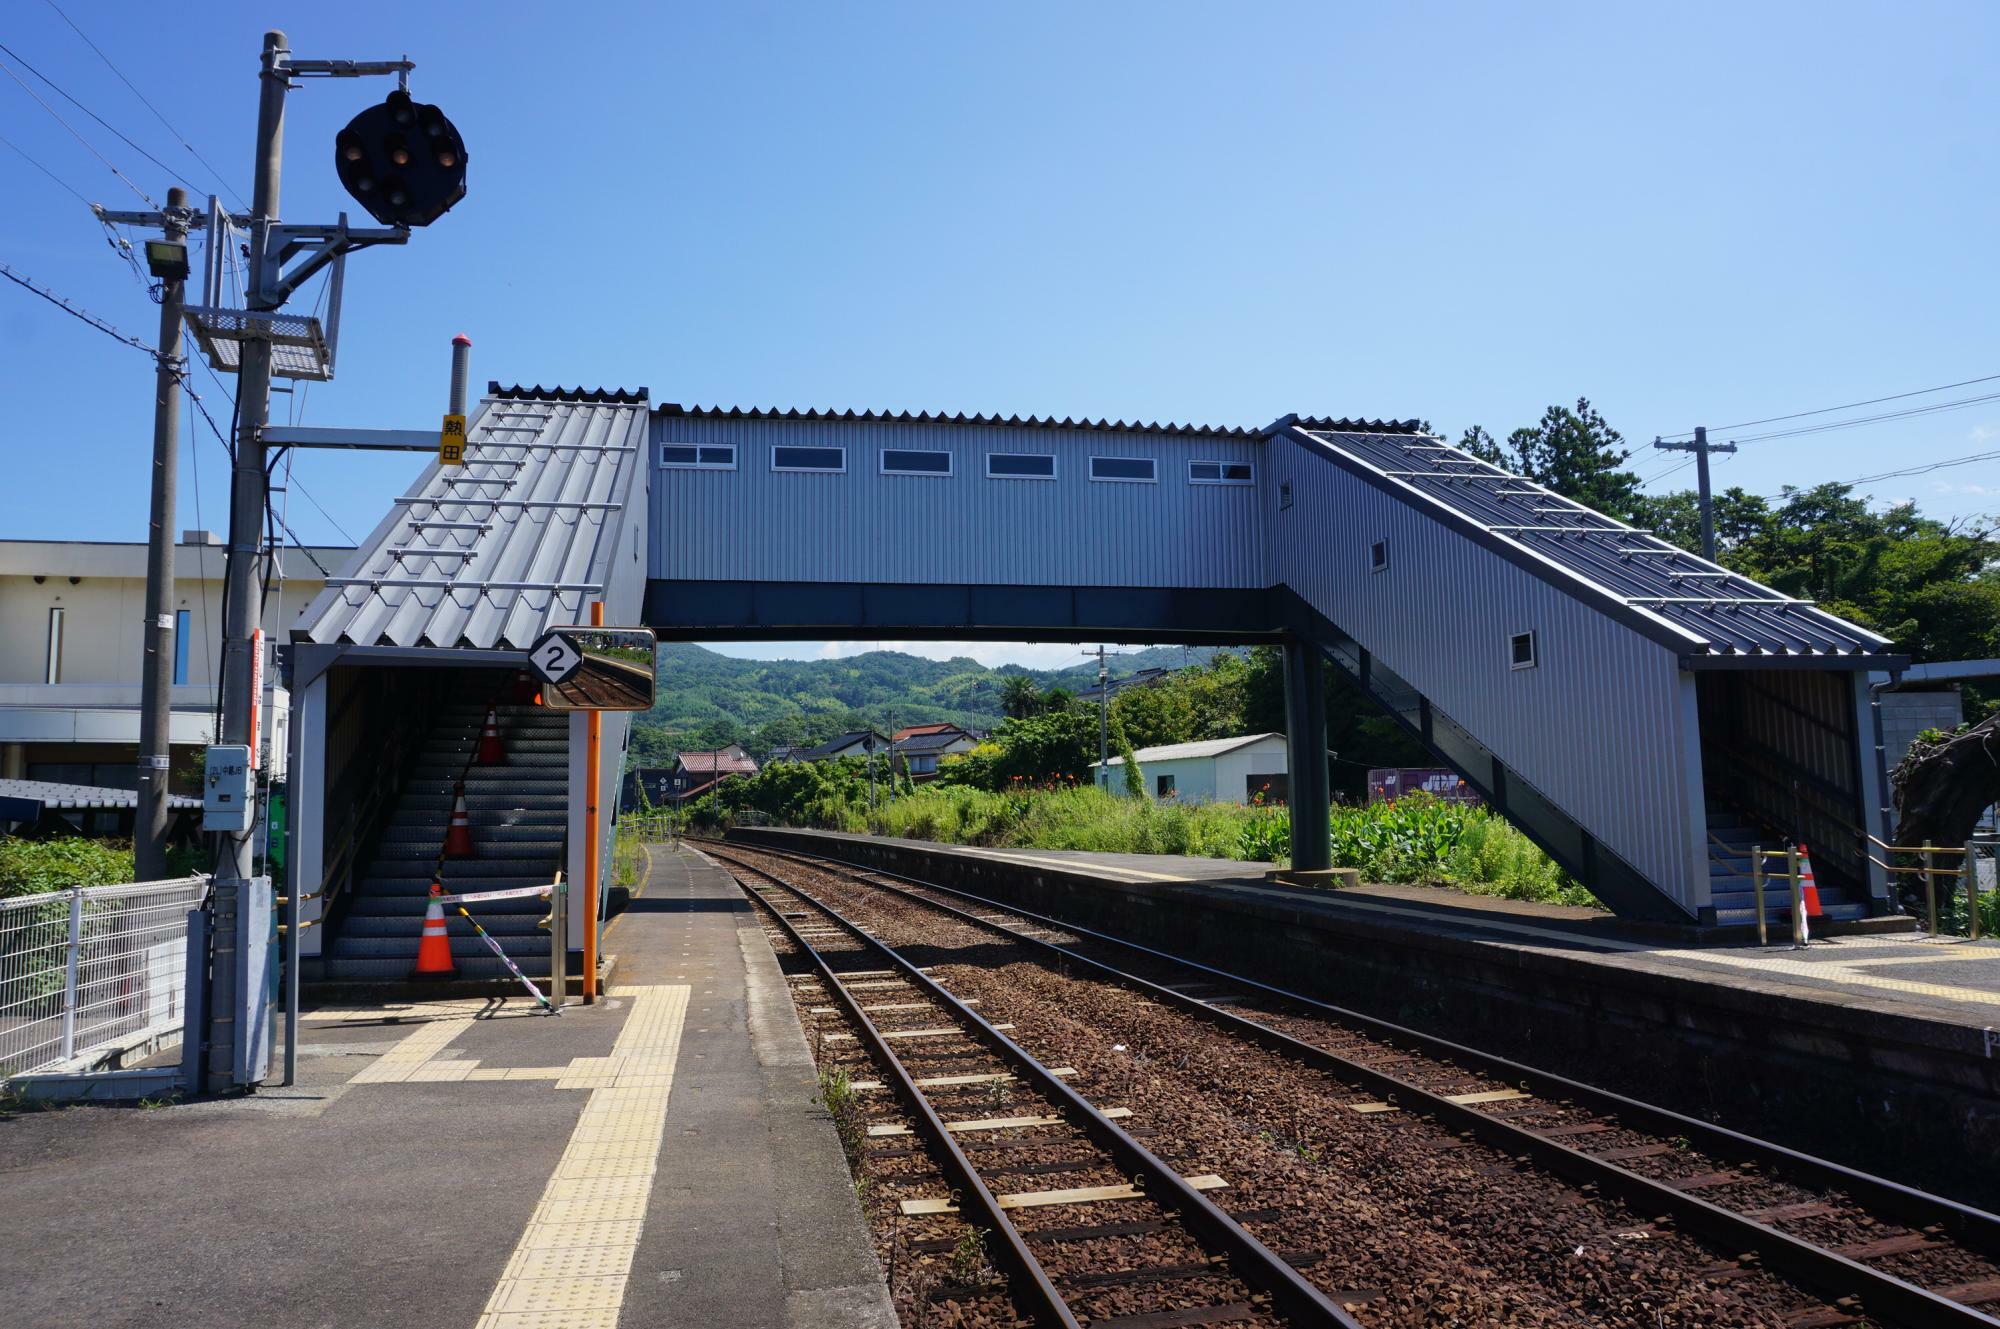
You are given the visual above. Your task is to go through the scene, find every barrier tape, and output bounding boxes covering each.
[435,883,555,906]
[456,906,556,1014]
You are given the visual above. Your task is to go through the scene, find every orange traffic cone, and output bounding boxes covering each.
[443,780,476,859]
[1797,844,1824,918]
[475,705,505,765]
[412,881,456,979]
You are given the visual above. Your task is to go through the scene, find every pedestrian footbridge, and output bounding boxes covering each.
[285,385,1900,960]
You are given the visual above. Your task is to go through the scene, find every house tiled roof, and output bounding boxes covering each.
[676,745,758,775]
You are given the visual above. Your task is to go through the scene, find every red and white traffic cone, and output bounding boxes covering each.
[443,780,476,859]
[412,881,456,980]
[475,705,505,765]
[1797,844,1824,918]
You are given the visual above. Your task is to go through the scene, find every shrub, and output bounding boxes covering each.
[0,838,135,900]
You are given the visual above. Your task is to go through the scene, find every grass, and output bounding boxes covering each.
[803,783,1599,909]
[610,819,650,890]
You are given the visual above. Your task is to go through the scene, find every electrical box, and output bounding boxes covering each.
[203,745,254,832]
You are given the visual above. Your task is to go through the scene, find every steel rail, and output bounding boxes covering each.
[712,838,2000,1329]
[718,849,1365,1329]
[733,870,1080,1329]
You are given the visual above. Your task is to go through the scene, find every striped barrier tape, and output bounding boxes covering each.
[434,883,556,906]
[456,906,556,1014]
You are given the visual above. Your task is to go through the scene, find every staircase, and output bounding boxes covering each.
[320,701,569,982]
[1705,801,1866,928]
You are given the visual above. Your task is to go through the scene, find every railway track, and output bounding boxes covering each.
[704,838,2000,1329]
[727,848,1370,1329]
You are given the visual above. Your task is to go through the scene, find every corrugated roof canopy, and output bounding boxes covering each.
[0,778,200,811]
[295,389,648,650]
[1292,427,1894,659]
[1094,733,1285,766]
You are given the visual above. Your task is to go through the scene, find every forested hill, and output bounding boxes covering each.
[634,643,1227,763]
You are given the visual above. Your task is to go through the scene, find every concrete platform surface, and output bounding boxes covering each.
[753,829,2000,1034]
[0,845,893,1329]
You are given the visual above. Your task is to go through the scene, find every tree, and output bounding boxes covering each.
[1111,682,1194,750]
[1460,398,1643,520]
[986,709,1123,786]
[999,674,1042,719]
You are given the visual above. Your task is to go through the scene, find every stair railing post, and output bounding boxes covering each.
[60,887,84,1061]
[1969,840,1983,941]
[1922,841,1937,935]
[1751,845,1767,947]
[1787,844,1807,948]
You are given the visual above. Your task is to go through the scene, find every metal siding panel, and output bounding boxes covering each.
[648,417,1263,588]
[1267,434,1699,908]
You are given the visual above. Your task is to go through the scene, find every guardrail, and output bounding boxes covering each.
[1866,836,1997,940]
[0,876,209,1081]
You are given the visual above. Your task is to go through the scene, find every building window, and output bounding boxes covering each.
[881,449,952,476]
[1155,772,1176,798]
[44,607,64,684]
[771,445,845,473]
[173,609,191,685]
[1089,456,1156,483]
[987,453,1056,480]
[1189,460,1254,485]
[1510,630,1538,670]
[1279,481,1294,510]
[1370,539,1389,573]
[659,443,736,469]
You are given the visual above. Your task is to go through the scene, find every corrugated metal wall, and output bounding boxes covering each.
[649,417,1266,588]
[1264,433,1705,911]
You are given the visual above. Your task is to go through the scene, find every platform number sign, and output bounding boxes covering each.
[529,630,584,686]
[439,413,467,466]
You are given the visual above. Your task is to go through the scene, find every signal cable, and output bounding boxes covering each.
[39,0,247,207]
[0,41,170,204]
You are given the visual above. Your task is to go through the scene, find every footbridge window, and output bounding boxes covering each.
[1510,631,1538,670]
[1189,460,1253,485]
[772,445,847,473]
[882,449,952,476]
[1089,456,1157,483]
[988,453,1056,480]
[659,443,735,469]
[1370,539,1389,573]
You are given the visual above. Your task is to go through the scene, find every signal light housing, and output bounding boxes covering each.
[333,90,468,228]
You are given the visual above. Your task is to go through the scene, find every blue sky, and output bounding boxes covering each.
[4,3,1995,668]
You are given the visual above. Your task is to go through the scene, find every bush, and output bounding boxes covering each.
[0,838,135,900]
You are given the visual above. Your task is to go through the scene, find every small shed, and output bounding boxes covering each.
[1093,733,1288,804]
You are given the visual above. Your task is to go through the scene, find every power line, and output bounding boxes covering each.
[1731,391,2000,445]
[0,126,91,204]
[1659,370,2000,441]
[0,259,153,353]
[39,0,247,207]
[0,41,169,204]
[1758,449,2000,500]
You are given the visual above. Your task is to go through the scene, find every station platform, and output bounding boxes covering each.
[0,845,893,1329]
[726,826,2000,1210]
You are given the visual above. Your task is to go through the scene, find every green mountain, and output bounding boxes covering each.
[632,643,1229,765]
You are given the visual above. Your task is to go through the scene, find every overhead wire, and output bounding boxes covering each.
[0,40,171,204]
[38,0,246,208]
[0,126,92,204]
[1659,370,2000,441]
[0,259,153,353]
[1728,391,2000,445]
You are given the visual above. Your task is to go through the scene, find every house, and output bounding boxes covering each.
[798,730,887,762]
[890,723,981,780]
[0,533,350,791]
[667,744,758,802]
[620,765,678,811]
[1091,733,1289,804]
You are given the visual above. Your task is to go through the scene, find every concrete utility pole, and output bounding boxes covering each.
[1652,426,1738,561]
[207,30,292,1092]
[135,188,192,882]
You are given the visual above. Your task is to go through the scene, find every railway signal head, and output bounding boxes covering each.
[334,89,468,228]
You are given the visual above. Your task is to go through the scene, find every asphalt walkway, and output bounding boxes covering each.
[0,844,892,1329]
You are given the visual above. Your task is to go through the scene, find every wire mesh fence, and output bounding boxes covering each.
[0,876,209,1080]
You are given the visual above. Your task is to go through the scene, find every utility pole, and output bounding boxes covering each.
[1092,646,1109,788]
[1652,425,1738,561]
[127,187,193,881]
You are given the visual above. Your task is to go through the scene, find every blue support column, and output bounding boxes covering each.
[1283,640,1331,872]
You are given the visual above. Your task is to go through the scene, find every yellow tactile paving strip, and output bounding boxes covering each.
[1642,940,2000,1009]
[475,984,689,1329]
[347,1013,482,1083]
